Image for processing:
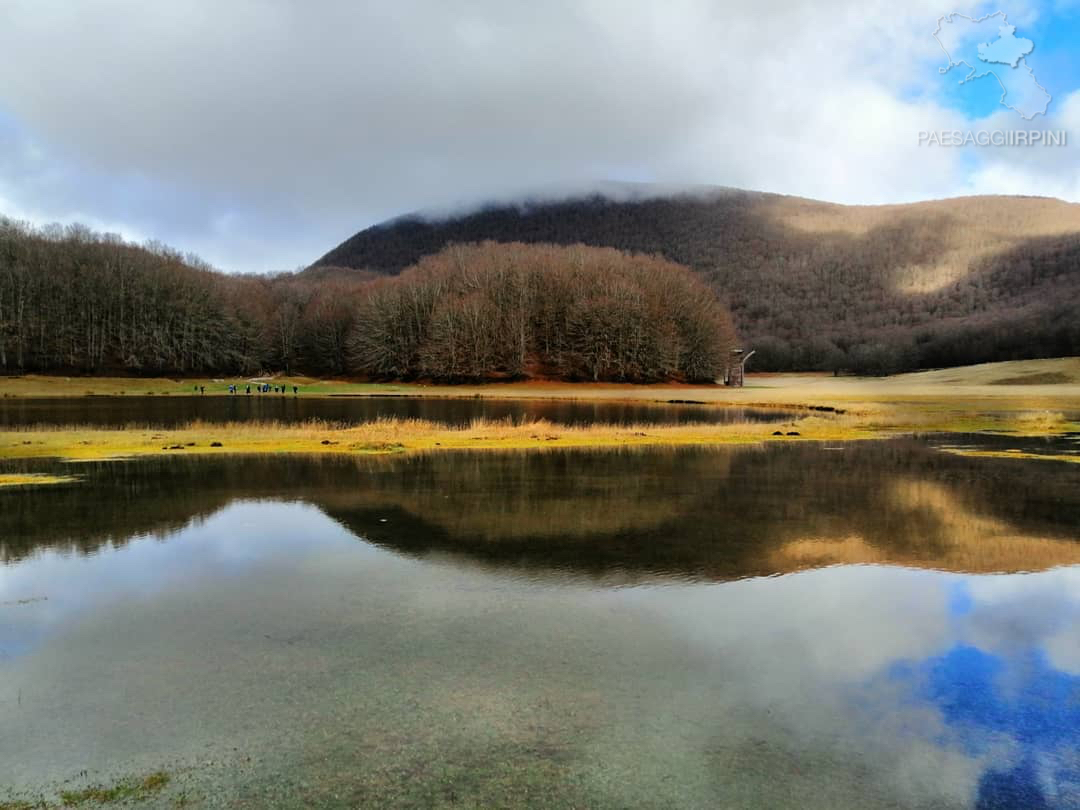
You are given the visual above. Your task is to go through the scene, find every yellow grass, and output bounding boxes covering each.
[0,416,860,462]
[0,473,79,488]
[0,360,1077,463]
[0,399,1074,464]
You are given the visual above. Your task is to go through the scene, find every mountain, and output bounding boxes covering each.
[309,188,1080,372]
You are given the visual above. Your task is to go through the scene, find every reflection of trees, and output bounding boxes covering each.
[2,442,1079,577]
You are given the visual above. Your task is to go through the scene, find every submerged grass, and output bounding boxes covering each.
[59,772,170,806]
[0,772,171,810]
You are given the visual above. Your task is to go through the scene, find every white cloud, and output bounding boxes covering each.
[0,0,1069,271]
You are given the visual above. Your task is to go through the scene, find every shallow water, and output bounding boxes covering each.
[0,395,790,428]
[1,442,1078,808]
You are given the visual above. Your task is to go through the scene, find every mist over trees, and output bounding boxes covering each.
[0,221,735,382]
[347,242,736,382]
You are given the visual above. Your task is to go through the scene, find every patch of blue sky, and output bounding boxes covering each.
[947,579,974,617]
[1008,4,1080,106]
[925,3,1080,122]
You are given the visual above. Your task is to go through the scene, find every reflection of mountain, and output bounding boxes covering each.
[771,477,1080,574]
[3,441,1079,578]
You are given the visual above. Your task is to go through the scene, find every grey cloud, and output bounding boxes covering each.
[0,0,1019,271]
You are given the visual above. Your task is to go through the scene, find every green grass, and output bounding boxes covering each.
[58,772,170,806]
[1,772,171,810]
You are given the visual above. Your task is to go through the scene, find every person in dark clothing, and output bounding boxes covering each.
[293,386,298,396]
[200,386,205,395]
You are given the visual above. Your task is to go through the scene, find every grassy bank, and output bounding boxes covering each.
[0,473,79,488]
[0,359,1077,463]
[0,406,1077,464]
[2,358,1079,409]
[0,416,862,461]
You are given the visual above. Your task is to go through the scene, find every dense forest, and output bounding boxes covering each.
[312,188,1080,373]
[0,218,371,376]
[348,242,735,382]
[5,186,1080,380]
[0,220,733,382]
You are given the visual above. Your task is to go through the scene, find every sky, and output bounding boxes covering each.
[1,0,1079,273]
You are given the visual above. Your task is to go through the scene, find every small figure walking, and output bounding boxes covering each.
[293,386,298,396]
[200,386,205,396]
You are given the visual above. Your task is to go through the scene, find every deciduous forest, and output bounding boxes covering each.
[348,242,735,382]
[0,219,371,377]
[5,187,1080,381]
[313,189,1080,374]
[0,220,733,382]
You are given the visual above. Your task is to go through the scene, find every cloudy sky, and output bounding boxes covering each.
[1,0,1079,272]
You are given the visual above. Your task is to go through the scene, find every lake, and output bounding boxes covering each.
[1,440,1078,808]
[0,395,791,428]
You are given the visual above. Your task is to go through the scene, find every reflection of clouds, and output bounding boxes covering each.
[3,498,1079,807]
[963,569,1080,676]
[605,567,983,808]
[888,569,1080,809]
[0,502,357,661]
[619,566,952,681]
[617,566,1080,808]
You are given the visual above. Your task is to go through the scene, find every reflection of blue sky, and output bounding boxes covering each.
[619,564,1080,807]
[886,574,1080,809]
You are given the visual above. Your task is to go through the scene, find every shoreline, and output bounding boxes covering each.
[0,409,1077,465]
[1,360,1078,465]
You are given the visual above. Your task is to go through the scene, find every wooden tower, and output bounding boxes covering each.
[725,349,755,387]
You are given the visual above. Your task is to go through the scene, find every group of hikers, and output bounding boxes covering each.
[193,383,300,396]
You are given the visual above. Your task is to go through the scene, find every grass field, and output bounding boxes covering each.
[3,358,1079,407]
[0,359,1077,463]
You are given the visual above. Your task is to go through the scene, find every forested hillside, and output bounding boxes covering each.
[312,189,1080,372]
[0,220,733,382]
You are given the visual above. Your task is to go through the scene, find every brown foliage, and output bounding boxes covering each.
[312,190,1080,372]
[0,219,371,375]
[346,242,736,382]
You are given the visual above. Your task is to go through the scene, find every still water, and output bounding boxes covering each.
[1,442,1079,808]
[0,395,790,428]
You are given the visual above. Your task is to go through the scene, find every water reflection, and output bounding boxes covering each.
[0,395,789,428]
[1,442,1078,808]
[3,441,1078,577]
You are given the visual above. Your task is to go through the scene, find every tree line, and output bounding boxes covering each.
[0,220,736,382]
[0,219,372,376]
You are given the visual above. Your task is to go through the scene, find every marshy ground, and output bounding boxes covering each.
[1,359,1078,465]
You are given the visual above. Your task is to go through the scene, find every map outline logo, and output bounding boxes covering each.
[933,10,1051,121]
